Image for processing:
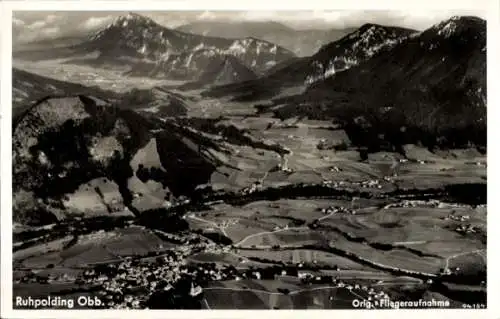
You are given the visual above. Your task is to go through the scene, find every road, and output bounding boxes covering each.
[187,214,229,237]
[234,226,309,247]
[234,209,337,247]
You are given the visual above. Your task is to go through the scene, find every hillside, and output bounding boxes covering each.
[178,55,258,90]
[12,95,220,225]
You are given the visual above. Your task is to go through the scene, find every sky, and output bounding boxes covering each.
[12,10,487,45]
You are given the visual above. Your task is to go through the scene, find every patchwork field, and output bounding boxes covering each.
[237,249,372,270]
[186,195,486,277]
[202,279,361,309]
[15,226,176,270]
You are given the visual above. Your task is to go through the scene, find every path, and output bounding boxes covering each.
[203,298,211,310]
[392,241,427,246]
[234,226,309,247]
[187,214,229,237]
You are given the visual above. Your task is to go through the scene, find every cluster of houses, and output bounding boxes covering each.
[80,252,189,308]
[353,179,383,189]
[384,200,467,209]
[322,179,383,190]
[277,162,294,174]
[242,181,263,195]
[445,214,470,222]
[320,205,356,216]
[440,267,461,276]
[455,224,478,234]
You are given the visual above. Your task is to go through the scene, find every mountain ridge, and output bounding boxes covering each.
[176,20,356,56]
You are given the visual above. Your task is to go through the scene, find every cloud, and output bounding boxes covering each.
[230,10,486,30]
[12,18,25,27]
[196,11,218,21]
[45,14,58,24]
[14,13,65,43]
[12,10,487,46]
[28,20,48,29]
[41,27,61,37]
[82,15,114,30]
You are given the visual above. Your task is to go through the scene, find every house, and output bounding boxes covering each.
[298,271,313,279]
[190,284,203,297]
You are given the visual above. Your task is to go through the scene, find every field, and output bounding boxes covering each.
[237,249,372,270]
[15,226,176,270]
[187,252,269,269]
[202,279,362,309]
[62,178,127,216]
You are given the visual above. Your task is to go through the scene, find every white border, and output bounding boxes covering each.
[1,0,498,318]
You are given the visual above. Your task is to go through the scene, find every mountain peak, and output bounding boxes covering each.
[307,22,416,84]
[429,15,485,38]
[112,12,159,28]
[90,12,167,45]
[358,23,386,31]
[354,23,416,38]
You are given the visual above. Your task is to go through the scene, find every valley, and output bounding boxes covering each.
[11,12,487,310]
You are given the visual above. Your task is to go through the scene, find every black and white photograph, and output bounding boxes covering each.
[2,0,494,315]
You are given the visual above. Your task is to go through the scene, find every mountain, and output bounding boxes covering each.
[198,55,258,85]
[271,16,486,151]
[15,13,296,81]
[203,23,416,101]
[178,55,258,90]
[12,95,218,225]
[176,21,356,56]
